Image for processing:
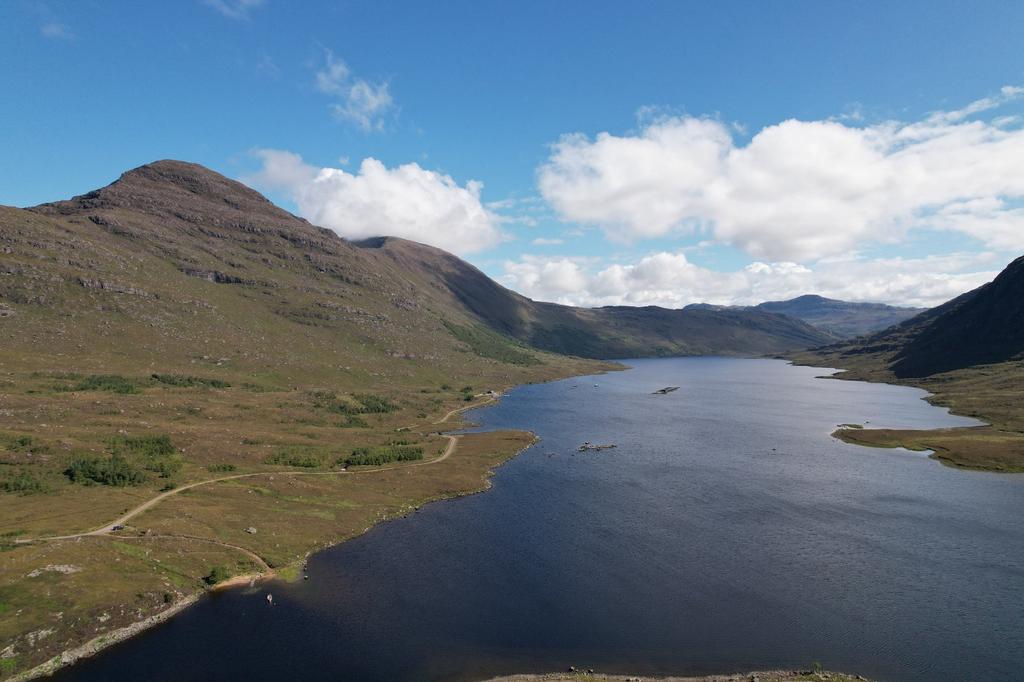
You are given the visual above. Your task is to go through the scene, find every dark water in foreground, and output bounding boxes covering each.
[60,358,1024,681]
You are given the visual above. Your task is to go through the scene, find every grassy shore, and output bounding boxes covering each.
[0,351,611,679]
[789,349,1024,473]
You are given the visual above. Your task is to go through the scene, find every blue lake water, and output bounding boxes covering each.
[58,358,1024,681]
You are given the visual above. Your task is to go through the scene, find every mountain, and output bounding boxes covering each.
[356,236,833,358]
[754,294,924,339]
[1,160,831,366]
[887,257,1024,377]
[807,256,1024,379]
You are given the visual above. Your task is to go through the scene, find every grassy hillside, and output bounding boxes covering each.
[356,236,833,357]
[0,161,616,678]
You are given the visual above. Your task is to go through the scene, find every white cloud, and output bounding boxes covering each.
[256,54,280,78]
[500,251,1001,309]
[244,149,502,255]
[40,22,73,40]
[331,80,393,131]
[531,237,564,245]
[315,50,393,132]
[204,0,265,19]
[538,88,1024,261]
[314,51,350,95]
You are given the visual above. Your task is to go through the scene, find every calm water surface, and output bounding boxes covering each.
[60,358,1024,681]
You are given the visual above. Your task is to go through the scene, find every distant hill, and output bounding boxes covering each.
[754,295,924,338]
[1,160,831,369]
[356,237,832,358]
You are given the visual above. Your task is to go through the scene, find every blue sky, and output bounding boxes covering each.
[2,1,1023,307]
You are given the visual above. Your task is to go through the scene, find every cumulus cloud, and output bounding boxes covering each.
[315,50,393,132]
[531,237,564,245]
[500,251,1001,309]
[538,88,1024,261]
[244,149,502,255]
[204,0,265,20]
[40,22,73,40]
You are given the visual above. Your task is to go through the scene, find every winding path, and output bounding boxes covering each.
[18,394,496,544]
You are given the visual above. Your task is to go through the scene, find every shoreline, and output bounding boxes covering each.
[786,358,1024,473]
[486,671,869,682]
[5,357,885,681]
[8,388,547,681]
[9,593,201,682]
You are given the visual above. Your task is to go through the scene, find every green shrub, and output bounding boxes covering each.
[59,375,142,394]
[151,374,230,389]
[111,434,175,457]
[328,393,398,415]
[207,463,237,473]
[65,455,146,486]
[110,435,181,478]
[342,444,423,467]
[145,457,183,478]
[4,435,49,455]
[336,416,369,428]
[204,565,231,585]
[352,394,399,414]
[0,472,46,494]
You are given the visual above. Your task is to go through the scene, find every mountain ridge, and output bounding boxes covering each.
[754,294,925,338]
[6,159,831,360]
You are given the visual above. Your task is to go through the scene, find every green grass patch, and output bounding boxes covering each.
[352,393,399,413]
[151,373,230,389]
[0,471,47,494]
[65,454,146,486]
[207,463,237,473]
[443,321,540,365]
[56,374,143,394]
[111,541,150,560]
[3,434,49,455]
[110,434,181,478]
[110,434,175,458]
[342,443,423,467]
[204,565,231,585]
[314,391,399,416]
